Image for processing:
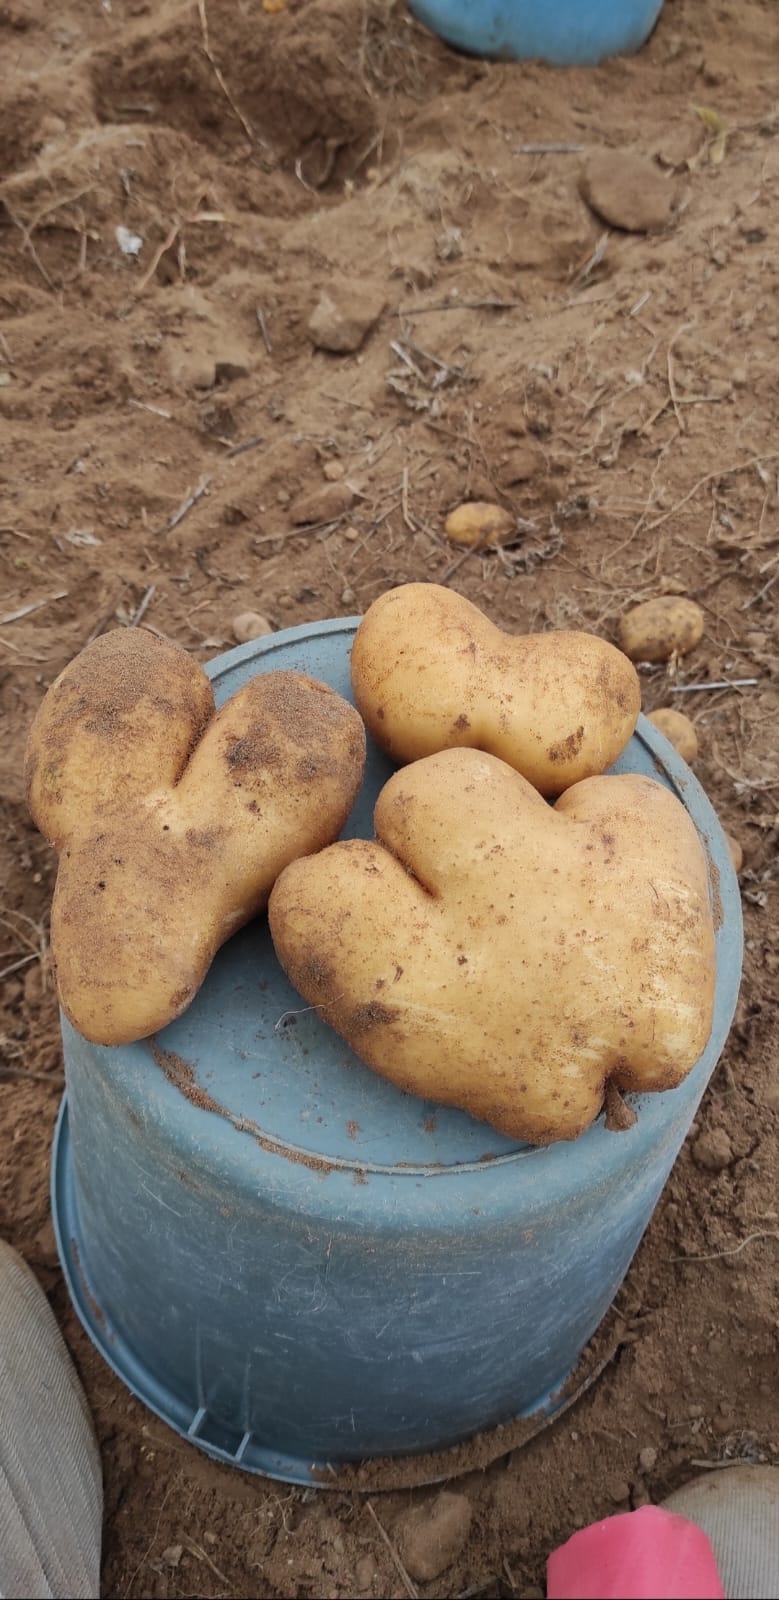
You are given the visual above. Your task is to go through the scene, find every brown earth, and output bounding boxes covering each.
[1,0,778,1595]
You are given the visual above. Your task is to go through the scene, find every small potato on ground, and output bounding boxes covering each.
[647,707,699,763]
[726,833,743,874]
[618,596,704,663]
[444,501,515,547]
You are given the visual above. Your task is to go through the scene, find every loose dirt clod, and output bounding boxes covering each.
[290,482,356,525]
[580,148,675,232]
[231,611,273,643]
[691,1127,733,1173]
[397,1492,473,1583]
[309,283,386,354]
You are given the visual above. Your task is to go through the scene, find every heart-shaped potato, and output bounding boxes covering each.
[350,584,640,796]
[26,628,365,1045]
[269,749,716,1145]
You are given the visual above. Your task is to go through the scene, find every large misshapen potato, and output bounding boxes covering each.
[350,584,640,797]
[26,629,366,1045]
[269,749,716,1145]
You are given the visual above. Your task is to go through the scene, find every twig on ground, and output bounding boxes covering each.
[166,478,212,533]
[670,679,758,693]
[225,434,264,459]
[644,450,779,534]
[673,1231,779,1264]
[182,1537,234,1591]
[256,305,273,354]
[2,199,57,289]
[439,535,493,585]
[0,952,38,981]
[400,465,414,532]
[742,565,779,610]
[86,591,126,645]
[666,324,692,432]
[573,231,610,285]
[130,585,156,627]
[133,220,180,294]
[0,1067,64,1086]
[1,591,68,625]
[123,1474,181,1598]
[514,142,585,154]
[365,1501,418,1600]
[128,399,173,420]
[399,298,524,315]
[197,0,259,148]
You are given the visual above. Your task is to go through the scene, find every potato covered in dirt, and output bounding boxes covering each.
[269,748,716,1145]
[647,707,699,763]
[26,629,366,1046]
[350,584,640,797]
[726,833,744,874]
[618,597,704,663]
[444,501,515,547]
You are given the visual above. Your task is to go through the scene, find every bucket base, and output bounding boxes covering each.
[52,1100,620,1490]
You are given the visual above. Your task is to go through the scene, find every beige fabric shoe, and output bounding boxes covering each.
[664,1466,779,1600]
[0,1240,102,1600]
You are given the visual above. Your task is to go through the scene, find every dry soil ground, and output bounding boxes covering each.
[1,0,778,1595]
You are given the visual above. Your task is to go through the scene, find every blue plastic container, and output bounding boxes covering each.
[52,619,742,1486]
[408,0,665,65]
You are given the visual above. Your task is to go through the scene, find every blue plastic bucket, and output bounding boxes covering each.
[408,0,665,65]
[52,619,741,1486]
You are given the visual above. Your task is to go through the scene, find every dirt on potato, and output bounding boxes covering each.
[1,0,778,1596]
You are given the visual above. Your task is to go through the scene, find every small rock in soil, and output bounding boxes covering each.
[607,1477,631,1504]
[161,1544,183,1568]
[638,1445,658,1472]
[290,481,355,525]
[580,149,674,233]
[763,1080,779,1114]
[397,1490,472,1582]
[691,1127,733,1172]
[355,1553,377,1588]
[501,405,529,437]
[323,459,345,481]
[32,1218,59,1266]
[232,611,273,644]
[214,359,249,383]
[308,283,385,353]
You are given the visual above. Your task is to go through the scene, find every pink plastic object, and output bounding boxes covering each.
[547,1505,726,1600]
